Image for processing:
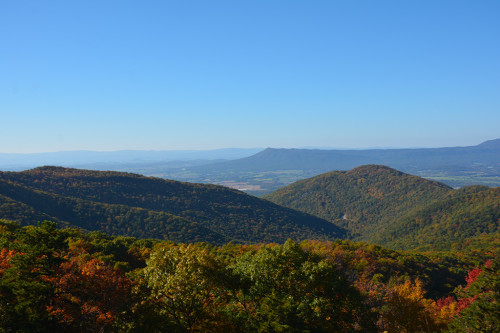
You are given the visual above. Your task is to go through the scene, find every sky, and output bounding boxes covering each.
[1,0,499,153]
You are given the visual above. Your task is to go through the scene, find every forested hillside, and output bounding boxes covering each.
[2,165,497,254]
[264,165,451,237]
[0,165,498,332]
[0,167,345,244]
[0,179,227,244]
[376,186,500,251]
[265,165,499,252]
[1,221,497,332]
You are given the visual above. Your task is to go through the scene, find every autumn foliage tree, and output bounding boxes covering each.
[46,255,132,332]
[139,243,234,332]
[444,258,499,332]
[0,220,494,332]
[0,221,136,332]
[382,278,446,333]
[0,221,70,332]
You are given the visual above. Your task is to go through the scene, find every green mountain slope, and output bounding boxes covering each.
[265,165,499,251]
[376,186,500,251]
[264,165,452,238]
[0,167,346,244]
[0,178,228,244]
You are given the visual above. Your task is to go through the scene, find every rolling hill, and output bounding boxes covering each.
[0,178,227,244]
[264,165,499,250]
[0,167,346,244]
[264,165,452,237]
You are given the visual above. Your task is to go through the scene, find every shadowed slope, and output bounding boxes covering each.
[0,167,346,243]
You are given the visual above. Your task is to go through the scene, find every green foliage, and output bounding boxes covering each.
[138,243,234,332]
[446,258,500,332]
[265,165,499,253]
[0,219,20,248]
[231,240,377,332]
[265,165,451,239]
[0,223,487,332]
[0,167,345,244]
[0,223,140,333]
[0,176,228,244]
[379,187,500,251]
[0,221,69,332]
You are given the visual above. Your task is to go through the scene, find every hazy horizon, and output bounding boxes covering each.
[0,137,498,155]
[2,1,499,153]
[1,137,498,156]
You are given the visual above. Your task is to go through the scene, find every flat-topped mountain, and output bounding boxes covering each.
[0,167,346,244]
[193,139,500,173]
[190,148,373,172]
[475,138,500,148]
[177,139,500,192]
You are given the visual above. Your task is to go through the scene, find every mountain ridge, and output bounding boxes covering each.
[0,167,346,244]
[194,139,500,172]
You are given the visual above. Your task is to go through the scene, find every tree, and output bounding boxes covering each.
[0,221,68,332]
[382,278,447,333]
[140,243,234,332]
[231,240,376,332]
[446,258,499,332]
[46,254,133,332]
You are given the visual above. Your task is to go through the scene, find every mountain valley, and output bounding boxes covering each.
[0,163,497,332]
[146,139,500,195]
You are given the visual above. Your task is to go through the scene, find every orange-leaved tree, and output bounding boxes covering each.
[47,254,132,332]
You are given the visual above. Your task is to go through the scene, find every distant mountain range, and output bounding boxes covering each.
[0,167,345,244]
[190,139,500,174]
[0,148,263,171]
[159,138,500,194]
[1,140,499,193]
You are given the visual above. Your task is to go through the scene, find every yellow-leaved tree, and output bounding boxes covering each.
[383,279,446,333]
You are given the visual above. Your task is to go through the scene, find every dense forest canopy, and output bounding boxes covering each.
[0,165,497,255]
[0,220,497,332]
[0,167,345,244]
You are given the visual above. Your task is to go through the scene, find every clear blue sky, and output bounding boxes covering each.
[1,0,499,153]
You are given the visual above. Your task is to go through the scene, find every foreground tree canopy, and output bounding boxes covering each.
[0,220,497,332]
